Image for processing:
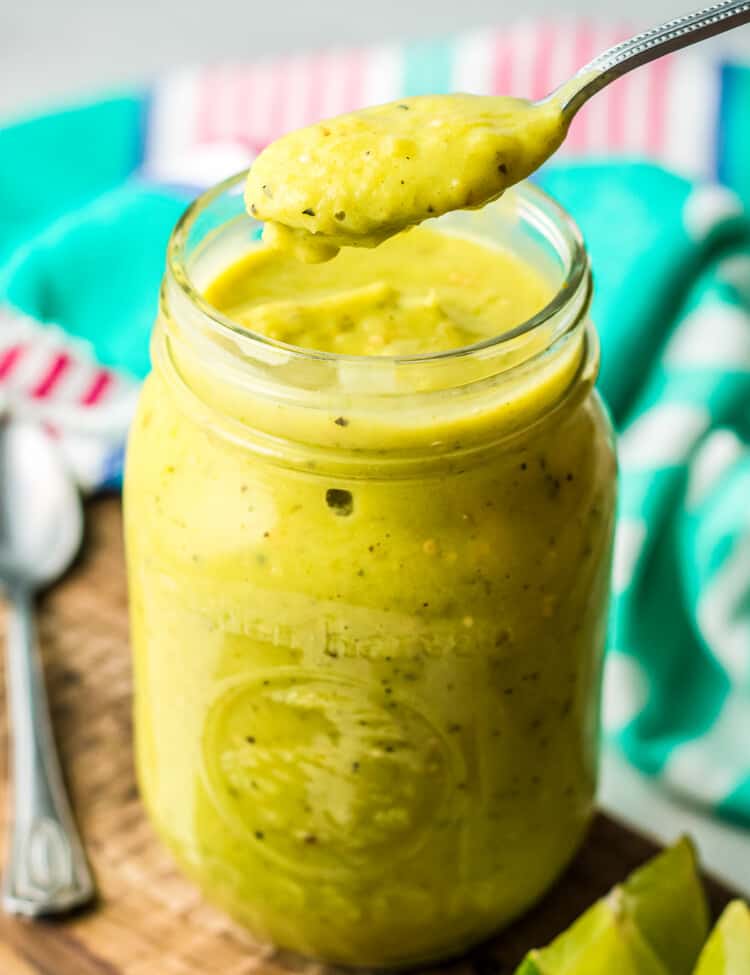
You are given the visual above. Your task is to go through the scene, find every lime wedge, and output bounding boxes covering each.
[517,897,668,975]
[622,837,710,975]
[693,901,750,974]
[515,837,709,975]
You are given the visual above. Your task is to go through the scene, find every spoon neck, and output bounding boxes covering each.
[550,0,750,123]
[1,573,34,604]
[548,69,611,125]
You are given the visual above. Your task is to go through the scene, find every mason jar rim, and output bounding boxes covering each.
[166,170,591,368]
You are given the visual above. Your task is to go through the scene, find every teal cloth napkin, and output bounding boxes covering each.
[1,55,750,824]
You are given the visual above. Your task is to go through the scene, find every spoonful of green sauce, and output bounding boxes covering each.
[246,94,565,262]
[245,0,750,263]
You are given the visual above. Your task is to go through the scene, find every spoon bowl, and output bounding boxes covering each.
[0,421,83,588]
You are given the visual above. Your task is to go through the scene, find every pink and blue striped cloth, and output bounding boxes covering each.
[156,23,715,172]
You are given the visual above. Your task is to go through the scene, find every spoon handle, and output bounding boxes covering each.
[2,584,95,916]
[558,0,750,119]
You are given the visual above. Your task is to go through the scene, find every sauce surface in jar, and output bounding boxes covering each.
[125,182,616,968]
[205,225,553,355]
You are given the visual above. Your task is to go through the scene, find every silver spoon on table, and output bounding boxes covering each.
[0,418,95,915]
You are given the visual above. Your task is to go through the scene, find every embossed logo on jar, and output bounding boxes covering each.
[201,671,460,878]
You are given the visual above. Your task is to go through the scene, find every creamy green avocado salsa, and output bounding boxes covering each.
[245,93,567,262]
[205,225,553,355]
[126,87,616,968]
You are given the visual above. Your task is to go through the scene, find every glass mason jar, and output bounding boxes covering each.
[125,173,616,968]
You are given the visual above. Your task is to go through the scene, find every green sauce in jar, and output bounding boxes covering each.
[125,179,616,967]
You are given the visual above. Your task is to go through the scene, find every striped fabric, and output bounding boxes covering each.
[600,214,750,823]
[1,21,750,824]
[0,306,137,489]
[144,22,722,187]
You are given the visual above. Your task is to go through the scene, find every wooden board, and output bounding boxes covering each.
[0,497,738,975]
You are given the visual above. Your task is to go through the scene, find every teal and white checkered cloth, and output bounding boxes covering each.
[1,23,750,823]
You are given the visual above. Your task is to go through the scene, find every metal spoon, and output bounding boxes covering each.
[0,419,95,915]
[557,0,750,121]
[245,0,750,259]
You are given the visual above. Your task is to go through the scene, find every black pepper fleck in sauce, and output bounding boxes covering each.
[326,488,353,516]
